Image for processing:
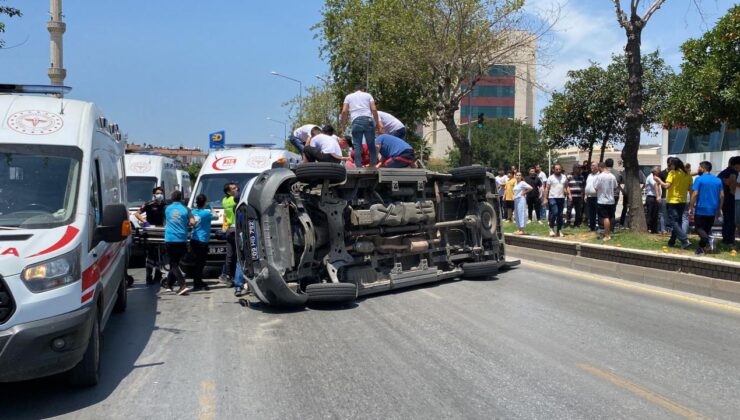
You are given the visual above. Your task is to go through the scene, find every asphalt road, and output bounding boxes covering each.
[1,262,739,419]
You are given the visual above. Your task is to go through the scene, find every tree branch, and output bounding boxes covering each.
[613,1,630,28]
[642,0,667,24]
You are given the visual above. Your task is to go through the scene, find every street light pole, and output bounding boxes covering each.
[266,117,287,140]
[271,71,303,121]
[518,116,528,171]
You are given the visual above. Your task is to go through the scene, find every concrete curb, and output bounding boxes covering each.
[505,234,740,282]
[506,244,740,304]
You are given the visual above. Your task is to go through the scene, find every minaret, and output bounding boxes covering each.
[47,0,66,85]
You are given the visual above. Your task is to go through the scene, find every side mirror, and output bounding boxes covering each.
[95,204,130,243]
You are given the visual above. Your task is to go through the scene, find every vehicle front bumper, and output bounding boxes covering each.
[0,306,94,382]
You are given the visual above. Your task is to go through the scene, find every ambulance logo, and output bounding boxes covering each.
[129,161,151,174]
[7,110,64,135]
[248,156,269,168]
[212,156,237,171]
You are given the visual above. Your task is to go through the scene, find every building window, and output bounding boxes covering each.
[668,123,737,154]
[487,65,515,77]
[472,85,515,98]
[460,106,515,119]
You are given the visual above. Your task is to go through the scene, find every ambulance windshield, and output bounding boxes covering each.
[192,173,257,209]
[0,145,82,229]
[126,176,157,208]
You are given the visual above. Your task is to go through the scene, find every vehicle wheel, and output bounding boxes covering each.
[306,282,357,304]
[295,162,346,184]
[68,315,100,387]
[450,165,487,181]
[461,260,499,279]
[114,274,127,313]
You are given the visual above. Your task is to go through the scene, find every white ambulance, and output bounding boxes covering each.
[176,169,192,201]
[0,85,130,386]
[189,144,299,262]
[124,153,178,214]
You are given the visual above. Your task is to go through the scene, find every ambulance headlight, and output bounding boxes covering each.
[22,247,81,293]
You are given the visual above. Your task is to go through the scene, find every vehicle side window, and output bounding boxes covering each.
[89,159,103,249]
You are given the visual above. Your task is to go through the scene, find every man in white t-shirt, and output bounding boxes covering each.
[584,162,599,231]
[645,166,662,233]
[288,124,320,153]
[341,86,382,167]
[542,164,570,237]
[378,111,406,139]
[303,127,350,164]
[535,164,548,220]
[594,161,618,241]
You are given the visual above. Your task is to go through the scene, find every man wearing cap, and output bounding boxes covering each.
[288,123,320,153]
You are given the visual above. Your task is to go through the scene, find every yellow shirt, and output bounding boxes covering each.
[665,170,691,204]
[504,177,516,201]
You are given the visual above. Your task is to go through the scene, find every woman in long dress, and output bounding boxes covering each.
[513,172,533,235]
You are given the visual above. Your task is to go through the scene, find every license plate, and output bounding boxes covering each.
[248,219,259,260]
[208,246,226,255]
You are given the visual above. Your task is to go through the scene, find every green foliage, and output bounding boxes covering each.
[185,162,202,182]
[447,118,548,171]
[540,51,673,161]
[663,6,740,133]
[315,0,532,165]
[284,80,339,131]
[0,1,22,48]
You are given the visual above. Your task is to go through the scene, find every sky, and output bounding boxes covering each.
[0,0,735,150]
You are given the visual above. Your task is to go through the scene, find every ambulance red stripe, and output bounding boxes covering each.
[27,225,80,258]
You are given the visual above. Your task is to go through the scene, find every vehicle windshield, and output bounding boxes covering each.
[126,176,157,208]
[192,173,257,209]
[0,145,82,229]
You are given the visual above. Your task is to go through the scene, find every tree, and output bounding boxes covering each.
[541,52,672,164]
[612,0,668,233]
[663,5,740,133]
[316,0,549,166]
[0,1,21,48]
[284,81,340,130]
[447,118,548,171]
[185,162,202,183]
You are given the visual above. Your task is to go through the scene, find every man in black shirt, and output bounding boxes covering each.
[524,167,543,223]
[717,156,740,244]
[135,186,167,285]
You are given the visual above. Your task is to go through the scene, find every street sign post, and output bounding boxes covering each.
[209,131,225,149]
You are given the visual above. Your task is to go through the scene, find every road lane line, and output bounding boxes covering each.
[578,364,706,419]
[198,380,216,420]
[420,289,443,300]
[521,260,740,315]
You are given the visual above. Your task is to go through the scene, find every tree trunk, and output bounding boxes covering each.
[621,21,648,232]
[587,142,594,165]
[439,111,472,166]
[599,131,611,163]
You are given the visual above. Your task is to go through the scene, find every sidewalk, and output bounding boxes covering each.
[504,233,740,304]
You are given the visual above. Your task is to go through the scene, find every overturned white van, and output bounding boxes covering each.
[0,85,130,386]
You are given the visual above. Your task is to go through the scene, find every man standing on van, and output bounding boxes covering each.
[341,85,382,168]
[135,186,167,285]
[220,182,239,285]
[164,190,195,295]
[288,124,320,153]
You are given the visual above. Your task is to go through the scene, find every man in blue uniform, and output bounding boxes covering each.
[164,190,195,295]
[375,134,416,168]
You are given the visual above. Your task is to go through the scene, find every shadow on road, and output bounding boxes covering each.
[0,281,158,417]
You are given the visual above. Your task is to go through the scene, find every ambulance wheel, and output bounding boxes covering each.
[295,163,346,184]
[114,275,127,313]
[68,315,100,387]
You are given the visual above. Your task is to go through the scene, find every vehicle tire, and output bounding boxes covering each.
[450,165,487,181]
[68,315,100,387]
[113,274,127,313]
[306,282,357,304]
[295,162,346,184]
[461,260,499,279]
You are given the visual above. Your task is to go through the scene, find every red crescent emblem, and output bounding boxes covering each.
[212,156,237,171]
